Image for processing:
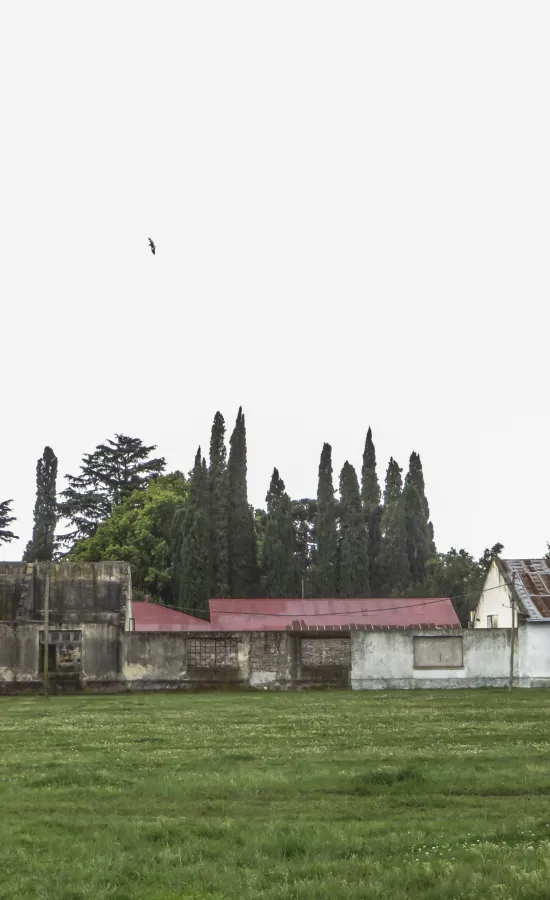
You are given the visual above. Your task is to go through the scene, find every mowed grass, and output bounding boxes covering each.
[2,692,550,899]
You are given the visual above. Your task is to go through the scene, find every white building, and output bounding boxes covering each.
[474,558,550,629]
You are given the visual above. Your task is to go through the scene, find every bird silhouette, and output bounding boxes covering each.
[148,238,156,255]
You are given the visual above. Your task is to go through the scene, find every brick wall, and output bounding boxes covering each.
[301,637,351,667]
[188,637,239,668]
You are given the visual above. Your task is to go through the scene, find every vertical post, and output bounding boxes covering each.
[43,570,50,698]
[301,572,305,600]
[509,573,516,691]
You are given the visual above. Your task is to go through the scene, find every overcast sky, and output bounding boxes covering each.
[1,2,549,563]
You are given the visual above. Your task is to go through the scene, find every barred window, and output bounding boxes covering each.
[188,638,239,668]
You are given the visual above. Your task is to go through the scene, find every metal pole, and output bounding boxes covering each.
[43,571,50,699]
[509,573,516,691]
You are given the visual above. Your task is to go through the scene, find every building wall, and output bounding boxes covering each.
[3,623,550,692]
[0,561,131,627]
[351,628,516,689]
[474,560,516,628]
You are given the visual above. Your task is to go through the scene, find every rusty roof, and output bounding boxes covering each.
[499,559,550,620]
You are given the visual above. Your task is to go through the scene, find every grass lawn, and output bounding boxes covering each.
[1,690,550,899]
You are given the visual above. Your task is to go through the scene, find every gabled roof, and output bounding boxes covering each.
[131,601,213,631]
[497,559,550,620]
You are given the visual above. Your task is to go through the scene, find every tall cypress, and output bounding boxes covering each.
[175,448,211,615]
[338,462,370,597]
[24,446,58,562]
[227,407,259,597]
[405,452,435,554]
[378,458,410,595]
[312,443,339,596]
[361,427,382,594]
[208,412,229,598]
[261,468,300,598]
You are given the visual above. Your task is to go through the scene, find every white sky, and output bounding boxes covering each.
[1,2,549,562]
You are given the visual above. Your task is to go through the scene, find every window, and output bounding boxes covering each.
[487,615,498,628]
[413,636,463,669]
[188,638,239,668]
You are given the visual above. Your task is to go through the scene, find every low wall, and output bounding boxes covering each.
[2,624,550,693]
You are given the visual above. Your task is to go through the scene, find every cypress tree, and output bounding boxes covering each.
[261,468,300,598]
[312,443,339,596]
[208,412,229,597]
[227,408,259,597]
[378,458,410,595]
[405,452,436,554]
[361,427,382,594]
[175,448,211,615]
[0,500,18,546]
[338,461,370,597]
[24,446,58,562]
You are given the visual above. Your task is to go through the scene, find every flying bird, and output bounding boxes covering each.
[148,237,156,255]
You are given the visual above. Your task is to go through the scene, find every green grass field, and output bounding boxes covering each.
[1,690,550,900]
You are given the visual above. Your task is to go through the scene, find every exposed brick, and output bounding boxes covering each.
[301,637,351,668]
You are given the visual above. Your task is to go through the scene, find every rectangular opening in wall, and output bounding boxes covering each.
[300,637,351,668]
[39,630,83,675]
[413,636,463,669]
[188,638,239,669]
[487,615,498,628]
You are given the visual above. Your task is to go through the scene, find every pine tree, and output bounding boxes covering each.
[227,408,259,597]
[292,498,316,597]
[261,468,300,598]
[378,458,410,595]
[60,434,166,547]
[338,462,370,597]
[0,500,18,546]
[311,443,339,596]
[405,452,435,554]
[361,427,382,594]
[24,446,58,562]
[174,448,211,615]
[208,412,229,598]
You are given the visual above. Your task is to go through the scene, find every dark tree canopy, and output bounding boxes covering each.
[0,500,18,546]
[338,461,370,597]
[208,412,229,598]
[261,468,300,598]
[361,427,382,594]
[173,449,211,615]
[24,446,58,562]
[378,457,410,594]
[227,408,259,597]
[311,443,339,597]
[59,434,166,547]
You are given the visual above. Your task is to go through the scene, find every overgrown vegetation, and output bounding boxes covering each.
[3,411,526,618]
[1,691,550,899]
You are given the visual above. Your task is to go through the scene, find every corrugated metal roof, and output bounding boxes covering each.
[209,597,460,630]
[132,601,213,631]
[500,559,550,620]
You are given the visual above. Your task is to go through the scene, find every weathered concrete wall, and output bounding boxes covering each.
[474,560,515,628]
[0,561,131,627]
[3,624,550,692]
[519,624,550,685]
[351,628,516,689]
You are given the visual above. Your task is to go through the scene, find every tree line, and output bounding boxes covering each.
[1,408,518,623]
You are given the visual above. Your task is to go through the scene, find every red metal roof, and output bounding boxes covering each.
[131,601,213,631]
[208,597,460,630]
[131,597,460,632]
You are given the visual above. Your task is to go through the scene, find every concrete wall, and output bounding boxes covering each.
[0,561,131,628]
[351,628,516,689]
[3,623,550,692]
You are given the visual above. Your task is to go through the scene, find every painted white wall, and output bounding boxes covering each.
[474,560,516,628]
[351,628,515,688]
[519,625,550,679]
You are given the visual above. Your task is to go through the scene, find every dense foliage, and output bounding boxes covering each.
[59,434,166,547]
[5,413,526,621]
[0,499,18,546]
[24,446,58,562]
[71,472,188,602]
